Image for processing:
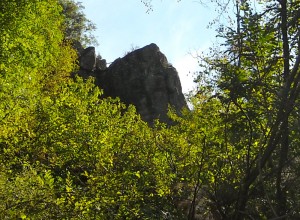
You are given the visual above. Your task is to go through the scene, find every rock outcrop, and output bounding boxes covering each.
[80,47,96,71]
[77,43,187,125]
[75,44,106,79]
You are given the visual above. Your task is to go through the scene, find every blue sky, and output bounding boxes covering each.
[83,0,218,93]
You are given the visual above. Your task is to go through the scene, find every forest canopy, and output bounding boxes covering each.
[1,0,300,219]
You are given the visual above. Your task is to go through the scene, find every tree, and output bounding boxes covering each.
[190,0,300,219]
[0,0,75,218]
[59,0,97,46]
[0,0,76,145]
[0,2,181,218]
[3,0,300,219]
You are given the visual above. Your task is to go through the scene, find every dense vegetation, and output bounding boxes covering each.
[1,0,300,219]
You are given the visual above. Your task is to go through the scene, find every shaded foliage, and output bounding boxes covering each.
[59,0,97,46]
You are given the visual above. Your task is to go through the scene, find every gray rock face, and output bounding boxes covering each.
[80,47,96,71]
[95,57,107,70]
[96,43,187,124]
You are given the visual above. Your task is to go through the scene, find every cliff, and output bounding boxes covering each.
[77,43,187,124]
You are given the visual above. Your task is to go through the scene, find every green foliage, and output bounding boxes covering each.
[59,0,97,46]
[0,77,183,218]
[2,0,300,219]
[0,1,179,217]
[191,0,300,219]
[0,165,57,219]
[0,0,76,143]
